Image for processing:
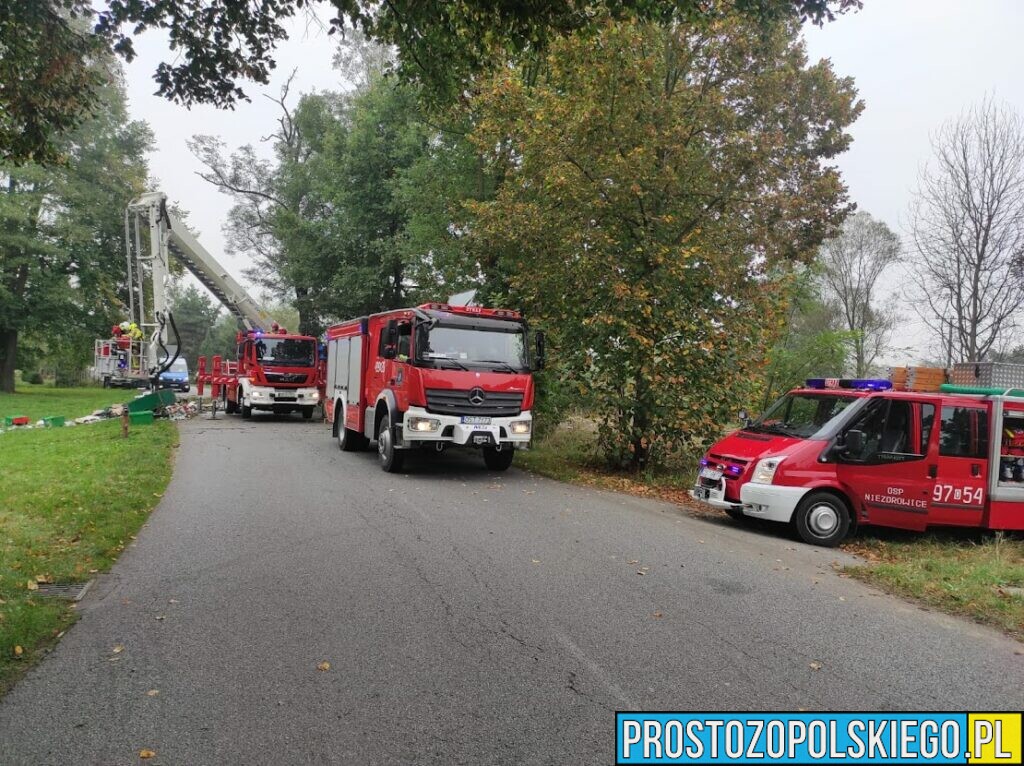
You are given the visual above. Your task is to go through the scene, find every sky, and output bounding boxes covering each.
[122,1,1024,359]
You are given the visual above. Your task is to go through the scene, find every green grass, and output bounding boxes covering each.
[522,418,1024,640]
[0,412,176,693]
[0,384,140,423]
[844,532,1024,640]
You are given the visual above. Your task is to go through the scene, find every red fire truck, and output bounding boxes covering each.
[325,303,544,472]
[690,378,1024,546]
[197,328,321,419]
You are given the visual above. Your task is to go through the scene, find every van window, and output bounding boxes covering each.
[939,406,989,459]
[919,403,935,455]
[844,398,923,463]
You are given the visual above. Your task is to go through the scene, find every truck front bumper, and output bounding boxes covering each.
[739,483,807,523]
[400,407,532,448]
[249,386,320,410]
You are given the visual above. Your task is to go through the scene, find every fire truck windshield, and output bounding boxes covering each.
[254,338,315,367]
[418,324,528,372]
[750,392,858,439]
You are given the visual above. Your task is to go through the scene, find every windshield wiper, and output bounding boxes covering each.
[750,422,795,437]
[427,358,469,371]
[476,360,521,373]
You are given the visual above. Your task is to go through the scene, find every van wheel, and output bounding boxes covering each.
[483,446,515,471]
[793,491,850,547]
[377,413,404,472]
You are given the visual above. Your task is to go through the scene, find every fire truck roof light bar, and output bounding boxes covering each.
[418,302,521,320]
[805,378,893,391]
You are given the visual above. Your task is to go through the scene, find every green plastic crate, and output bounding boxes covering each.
[128,410,154,425]
[127,389,176,413]
[4,415,26,426]
[42,416,65,427]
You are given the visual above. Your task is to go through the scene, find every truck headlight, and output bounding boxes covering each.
[509,420,531,435]
[751,456,786,485]
[408,416,441,432]
[309,391,319,401]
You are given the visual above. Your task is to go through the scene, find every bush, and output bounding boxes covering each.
[26,372,44,385]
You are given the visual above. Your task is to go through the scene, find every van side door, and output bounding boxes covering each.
[835,397,937,531]
[928,402,990,526]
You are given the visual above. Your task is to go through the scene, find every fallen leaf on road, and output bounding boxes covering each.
[155,615,165,621]
[636,570,646,576]
[112,644,124,654]
[146,689,159,697]
[838,597,846,602]
[809,661,823,671]
[317,661,331,671]
[139,748,156,759]
[627,560,639,565]
[13,645,23,657]
[652,611,663,619]
[531,559,541,564]
[698,540,705,544]
[26,581,38,591]
[168,599,179,604]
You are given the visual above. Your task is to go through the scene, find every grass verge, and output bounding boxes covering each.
[0,415,177,694]
[521,420,1024,640]
[0,384,139,423]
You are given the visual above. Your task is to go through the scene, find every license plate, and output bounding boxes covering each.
[694,487,710,500]
[700,467,723,481]
[461,416,492,425]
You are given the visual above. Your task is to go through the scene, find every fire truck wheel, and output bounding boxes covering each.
[302,407,315,420]
[483,446,515,471]
[241,396,252,419]
[793,491,850,547]
[377,413,405,472]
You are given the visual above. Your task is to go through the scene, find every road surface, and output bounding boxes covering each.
[2,415,1022,764]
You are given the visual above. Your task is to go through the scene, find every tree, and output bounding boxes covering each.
[760,269,853,409]
[464,18,860,468]
[909,98,1024,363]
[818,211,900,376]
[0,3,105,164]
[4,1,859,164]
[0,70,152,392]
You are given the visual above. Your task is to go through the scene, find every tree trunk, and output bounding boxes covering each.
[0,328,17,393]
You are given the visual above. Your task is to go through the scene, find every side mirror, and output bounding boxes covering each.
[844,429,865,457]
[534,331,546,371]
[738,409,749,425]
[382,346,397,360]
[385,319,398,346]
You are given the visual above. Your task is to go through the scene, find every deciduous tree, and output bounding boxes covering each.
[465,18,860,467]
[819,212,901,376]
[909,98,1024,363]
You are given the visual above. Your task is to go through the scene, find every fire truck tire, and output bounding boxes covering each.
[377,413,405,472]
[793,491,850,547]
[241,396,252,419]
[302,407,315,420]
[483,446,515,471]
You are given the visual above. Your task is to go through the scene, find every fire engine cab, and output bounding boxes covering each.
[325,303,545,472]
[690,378,1024,547]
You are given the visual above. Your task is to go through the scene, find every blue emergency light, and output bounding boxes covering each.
[805,378,892,391]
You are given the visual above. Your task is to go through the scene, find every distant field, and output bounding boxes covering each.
[0,385,141,423]
[0,386,177,694]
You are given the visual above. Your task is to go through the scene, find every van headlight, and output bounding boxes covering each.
[510,420,531,435]
[751,456,786,485]
[408,416,441,432]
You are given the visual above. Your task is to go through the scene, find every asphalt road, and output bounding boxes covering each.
[2,414,1022,765]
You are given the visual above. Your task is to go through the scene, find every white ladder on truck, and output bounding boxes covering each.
[124,191,278,375]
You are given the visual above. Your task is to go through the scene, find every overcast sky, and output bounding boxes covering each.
[123,1,1024,359]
